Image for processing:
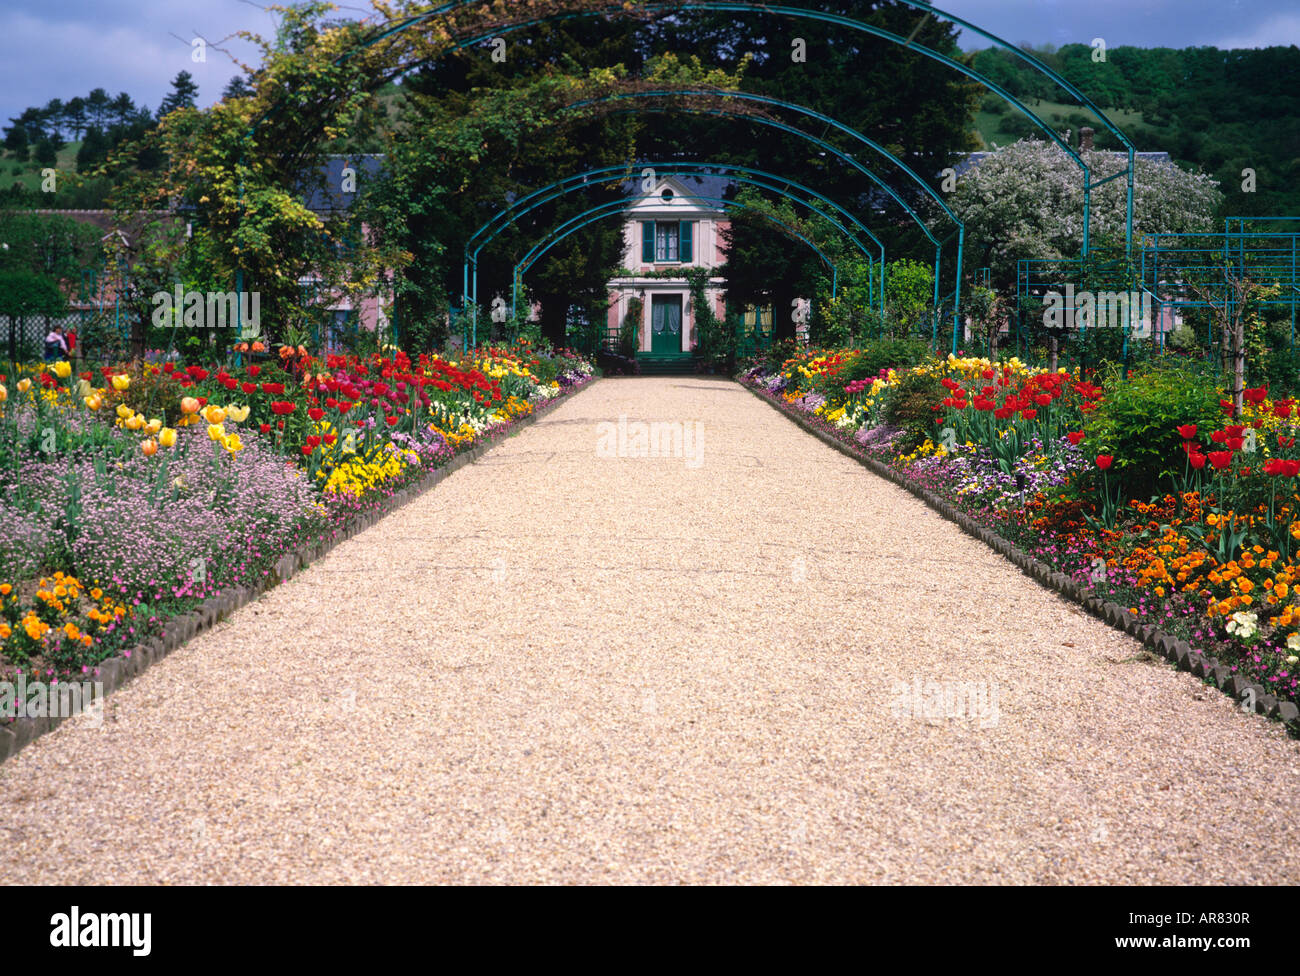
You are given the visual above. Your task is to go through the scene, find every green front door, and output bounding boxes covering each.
[651,295,682,355]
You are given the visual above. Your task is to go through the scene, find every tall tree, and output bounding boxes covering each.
[64,97,88,140]
[109,92,136,129]
[222,75,255,100]
[86,88,111,130]
[157,72,199,120]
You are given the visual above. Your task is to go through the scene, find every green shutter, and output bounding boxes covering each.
[642,221,655,262]
[679,221,693,263]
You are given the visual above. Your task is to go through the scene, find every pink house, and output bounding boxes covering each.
[605,176,728,356]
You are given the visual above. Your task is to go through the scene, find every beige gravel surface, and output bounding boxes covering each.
[3,376,1299,884]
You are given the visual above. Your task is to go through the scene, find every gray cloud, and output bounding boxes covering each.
[2,1,1296,131]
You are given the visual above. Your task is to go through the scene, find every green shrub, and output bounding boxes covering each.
[1083,362,1224,496]
[883,370,946,452]
[842,338,933,382]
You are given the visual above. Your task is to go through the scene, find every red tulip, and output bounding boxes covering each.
[300,444,313,456]
[308,408,325,422]
[1176,424,1197,439]
[1208,451,1233,470]
[1067,431,1085,445]
[1264,459,1287,476]
[1226,436,1244,451]
[1243,386,1268,404]
[259,423,271,435]
[385,415,400,426]
[1280,435,1295,449]
[1021,408,1038,420]
[270,401,296,416]
[982,368,995,380]
[1096,455,1113,470]
[241,382,258,395]
[247,365,261,378]
[1188,452,1207,470]
[1211,430,1227,444]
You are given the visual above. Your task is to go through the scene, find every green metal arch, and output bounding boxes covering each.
[611,102,958,345]
[465,162,889,317]
[470,163,884,261]
[237,0,1138,353]
[337,0,1131,255]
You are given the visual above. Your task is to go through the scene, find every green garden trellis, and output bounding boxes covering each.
[463,161,893,332]
[569,93,962,349]
[235,0,1138,351]
[484,193,848,349]
[348,0,1135,257]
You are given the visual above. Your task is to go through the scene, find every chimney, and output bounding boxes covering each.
[1079,127,1094,151]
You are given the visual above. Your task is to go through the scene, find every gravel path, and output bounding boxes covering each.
[3,376,1298,884]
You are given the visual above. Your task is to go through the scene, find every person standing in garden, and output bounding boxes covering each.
[43,324,68,362]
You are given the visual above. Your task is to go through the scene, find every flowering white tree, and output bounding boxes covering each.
[945,139,1223,285]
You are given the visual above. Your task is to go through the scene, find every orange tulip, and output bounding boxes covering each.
[180,397,200,414]
[141,439,159,457]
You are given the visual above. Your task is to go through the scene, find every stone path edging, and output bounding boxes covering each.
[741,379,1300,737]
[0,378,597,764]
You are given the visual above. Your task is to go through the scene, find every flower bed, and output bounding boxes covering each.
[0,342,593,716]
[742,347,1300,727]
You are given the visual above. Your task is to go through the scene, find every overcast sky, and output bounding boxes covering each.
[2,0,1297,132]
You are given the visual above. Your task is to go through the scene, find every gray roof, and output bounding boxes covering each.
[302,154,386,212]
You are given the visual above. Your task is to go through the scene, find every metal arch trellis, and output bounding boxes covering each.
[235,0,1139,348]
[448,93,951,345]
[496,193,841,348]
[337,0,1134,256]
[463,161,892,324]
[585,97,963,347]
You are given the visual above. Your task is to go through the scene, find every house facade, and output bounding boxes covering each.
[605,176,729,356]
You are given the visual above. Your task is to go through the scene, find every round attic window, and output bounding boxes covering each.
[660,188,675,202]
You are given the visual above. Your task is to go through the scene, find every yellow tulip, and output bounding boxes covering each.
[17,378,31,393]
[180,397,200,414]
[140,439,159,457]
[203,405,226,425]
[125,415,145,431]
[0,384,6,404]
[115,404,134,420]
[207,423,226,441]
[222,434,244,454]
[159,427,177,448]
[144,418,162,435]
[225,404,250,423]
[111,374,130,392]
[84,395,102,410]
[53,361,72,379]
